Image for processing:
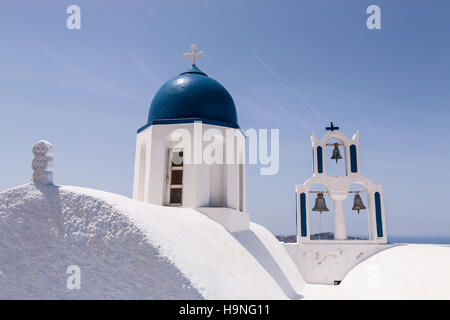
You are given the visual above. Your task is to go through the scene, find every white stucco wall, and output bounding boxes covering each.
[283,242,393,284]
[133,122,246,211]
[198,208,250,233]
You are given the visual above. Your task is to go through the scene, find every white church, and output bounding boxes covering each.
[130,45,391,285]
[3,44,448,299]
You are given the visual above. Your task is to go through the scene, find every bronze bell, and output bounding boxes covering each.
[352,193,367,214]
[312,192,329,213]
[331,143,343,163]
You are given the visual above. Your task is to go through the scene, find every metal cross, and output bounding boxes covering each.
[184,44,204,66]
[326,122,339,132]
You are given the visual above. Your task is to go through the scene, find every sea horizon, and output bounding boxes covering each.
[386,235,450,244]
[276,234,450,244]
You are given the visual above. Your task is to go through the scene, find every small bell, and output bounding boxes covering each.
[331,143,343,163]
[352,193,367,214]
[312,192,329,213]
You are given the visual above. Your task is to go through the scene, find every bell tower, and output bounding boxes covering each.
[283,124,390,285]
[295,123,387,244]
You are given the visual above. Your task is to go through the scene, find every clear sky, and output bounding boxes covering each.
[1,0,449,236]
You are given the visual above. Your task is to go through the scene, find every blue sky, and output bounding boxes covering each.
[1,0,449,236]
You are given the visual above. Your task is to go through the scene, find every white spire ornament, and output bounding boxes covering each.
[32,140,54,185]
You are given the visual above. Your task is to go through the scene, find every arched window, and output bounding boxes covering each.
[167,149,184,206]
[136,142,147,201]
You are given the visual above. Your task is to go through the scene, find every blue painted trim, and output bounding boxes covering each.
[180,64,207,76]
[317,146,323,173]
[137,123,152,133]
[375,192,383,237]
[350,144,358,173]
[295,193,298,232]
[300,193,307,237]
[137,118,240,133]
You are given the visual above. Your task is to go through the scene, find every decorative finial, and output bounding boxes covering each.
[32,140,54,185]
[184,44,204,66]
[326,122,339,132]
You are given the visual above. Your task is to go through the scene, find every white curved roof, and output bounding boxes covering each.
[0,183,305,299]
[302,244,450,299]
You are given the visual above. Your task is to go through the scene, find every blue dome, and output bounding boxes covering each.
[142,65,239,131]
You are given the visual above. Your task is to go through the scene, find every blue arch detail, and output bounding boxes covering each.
[317,146,323,174]
[300,193,307,237]
[375,192,383,237]
[350,144,358,173]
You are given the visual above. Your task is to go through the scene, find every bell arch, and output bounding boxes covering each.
[308,183,333,240]
[324,137,346,177]
[311,130,360,177]
[343,183,370,240]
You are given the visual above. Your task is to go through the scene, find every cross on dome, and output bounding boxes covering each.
[184,44,204,66]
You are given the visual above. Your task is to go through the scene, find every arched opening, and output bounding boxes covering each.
[167,149,184,206]
[325,138,346,177]
[164,130,190,206]
[137,141,147,201]
[208,135,225,207]
[308,183,334,240]
[239,163,244,211]
[343,183,370,240]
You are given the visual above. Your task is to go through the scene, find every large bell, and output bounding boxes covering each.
[312,192,329,213]
[331,143,343,163]
[352,193,367,214]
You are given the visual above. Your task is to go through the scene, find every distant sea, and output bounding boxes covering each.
[387,235,450,244]
[276,234,450,244]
